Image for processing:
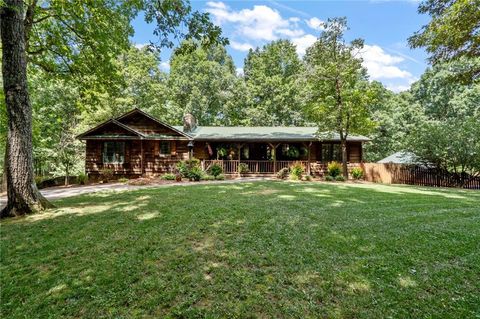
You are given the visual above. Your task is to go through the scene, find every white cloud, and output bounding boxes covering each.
[134,43,148,49]
[292,34,317,55]
[206,2,304,41]
[360,44,413,80]
[387,84,411,93]
[306,17,324,31]
[160,61,170,71]
[230,41,254,52]
[236,68,244,76]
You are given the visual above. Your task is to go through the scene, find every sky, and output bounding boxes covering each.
[131,0,431,92]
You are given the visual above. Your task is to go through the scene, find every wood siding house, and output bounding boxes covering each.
[77,108,369,177]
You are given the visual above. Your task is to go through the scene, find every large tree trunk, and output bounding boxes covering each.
[341,139,348,179]
[1,149,7,193]
[0,0,52,218]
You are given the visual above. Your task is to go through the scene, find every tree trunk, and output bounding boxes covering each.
[341,139,348,179]
[0,0,52,218]
[1,149,7,193]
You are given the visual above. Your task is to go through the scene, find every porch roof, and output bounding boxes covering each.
[173,126,370,142]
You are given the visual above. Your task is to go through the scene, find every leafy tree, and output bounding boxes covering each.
[409,0,480,82]
[0,0,227,217]
[168,42,245,125]
[302,18,378,178]
[243,40,304,125]
[364,91,426,162]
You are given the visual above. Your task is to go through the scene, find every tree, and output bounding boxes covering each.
[302,18,378,178]
[363,90,426,162]
[168,42,245,125]
[408,0,480,82]
[243,40,304,126]
[0,0,227,217]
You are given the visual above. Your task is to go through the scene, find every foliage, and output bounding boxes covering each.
[301,18,379,177]
[215,174,225,180]
[161,173,176,181]
[77,173,88,185]
[237,163,249,175]
[200,175,215,181]
[168,42,245,125]
[243,40,305,125]
[276,167,290,179]
[99,168,114,182]
[289,162,305,180]
[302,175,313,181]
[175,173,182,182]
[177,158,203,181]
[286,146,300,159]
[208,163,223,177]
[408,0,480,82]
[335,175,346,182]
[325,175,335,182]
[118,177,129,183]
[351,167,364,180]
[327,162,342,178]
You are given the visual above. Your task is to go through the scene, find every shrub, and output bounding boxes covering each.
[34,175,45,185]
[118,177,129,183]
[201,175,215,181]
[276,167,290,179]
[238,163,249,175]
[335,175,346,182]
[161,173,176,180]
[351,167,364,180]
[327,161,342,177]
[100,168,114,182]
[208,163,223,177]
[289,162,305,180]
[189,166,204,181]
[325,175,334,182]
[77,173,88,185]
[175,173,182,182]
[215,174,225,180]
[302,175,313,181]
[177,158,203,181]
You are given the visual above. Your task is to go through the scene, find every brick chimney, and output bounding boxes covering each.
[183,113,197,133]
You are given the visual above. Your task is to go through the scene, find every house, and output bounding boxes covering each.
[378,151,420,164]
[77,108,370,177]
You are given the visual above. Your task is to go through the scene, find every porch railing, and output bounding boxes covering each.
[203,160,309,174]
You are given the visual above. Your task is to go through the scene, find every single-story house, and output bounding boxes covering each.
[378,151,420,165]
[77,108,370,177]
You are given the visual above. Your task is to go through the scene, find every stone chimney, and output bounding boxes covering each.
[183,113,197,133]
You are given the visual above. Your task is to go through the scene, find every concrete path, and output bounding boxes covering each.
[0,178,271,209]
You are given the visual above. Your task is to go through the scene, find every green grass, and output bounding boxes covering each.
[1,181,480,318]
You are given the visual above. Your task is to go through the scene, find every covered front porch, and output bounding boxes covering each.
[198,141,315,175]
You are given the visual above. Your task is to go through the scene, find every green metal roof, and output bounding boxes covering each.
[173,126,370,142]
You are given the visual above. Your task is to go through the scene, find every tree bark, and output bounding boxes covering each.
[1,148,7,193]
[1,0,52,218]
[341,138,348,179]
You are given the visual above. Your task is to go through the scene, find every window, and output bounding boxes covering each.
[160,141,171,155]
[103,142,125,164]
[321,143,342,162]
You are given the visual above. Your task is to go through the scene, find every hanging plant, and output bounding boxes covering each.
[287,146,300,159]
[217,147,227,158]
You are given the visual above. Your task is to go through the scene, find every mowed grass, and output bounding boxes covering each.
[1,182,480,318]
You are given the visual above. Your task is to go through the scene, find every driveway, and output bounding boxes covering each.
[0,178,271,209]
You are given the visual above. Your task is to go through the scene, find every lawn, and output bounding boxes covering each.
[1,181,479,318]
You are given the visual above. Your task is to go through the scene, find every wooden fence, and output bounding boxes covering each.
[361,163,480,189]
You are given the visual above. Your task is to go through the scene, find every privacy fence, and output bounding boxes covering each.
[361,163,480,189]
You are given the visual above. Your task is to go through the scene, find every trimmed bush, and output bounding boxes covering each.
[161,173,176,180]
[327,161,342,177]
[208,163,223,177]
[325,175,334,182]
[276,167,290,179]
[100,168,114,182]
[215,174,226,180]
[238,163,249,175]
[289,162,304,180]
[302,175,313,181]
[177,158,203,181]
[201,175,215,181]
[335,175,346,182]
[351,167,364,180]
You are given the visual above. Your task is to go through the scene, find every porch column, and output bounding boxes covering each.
[140,139,144,176]
[237,143,243,177]
[269,143,279,173]
[307,141,312,175]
